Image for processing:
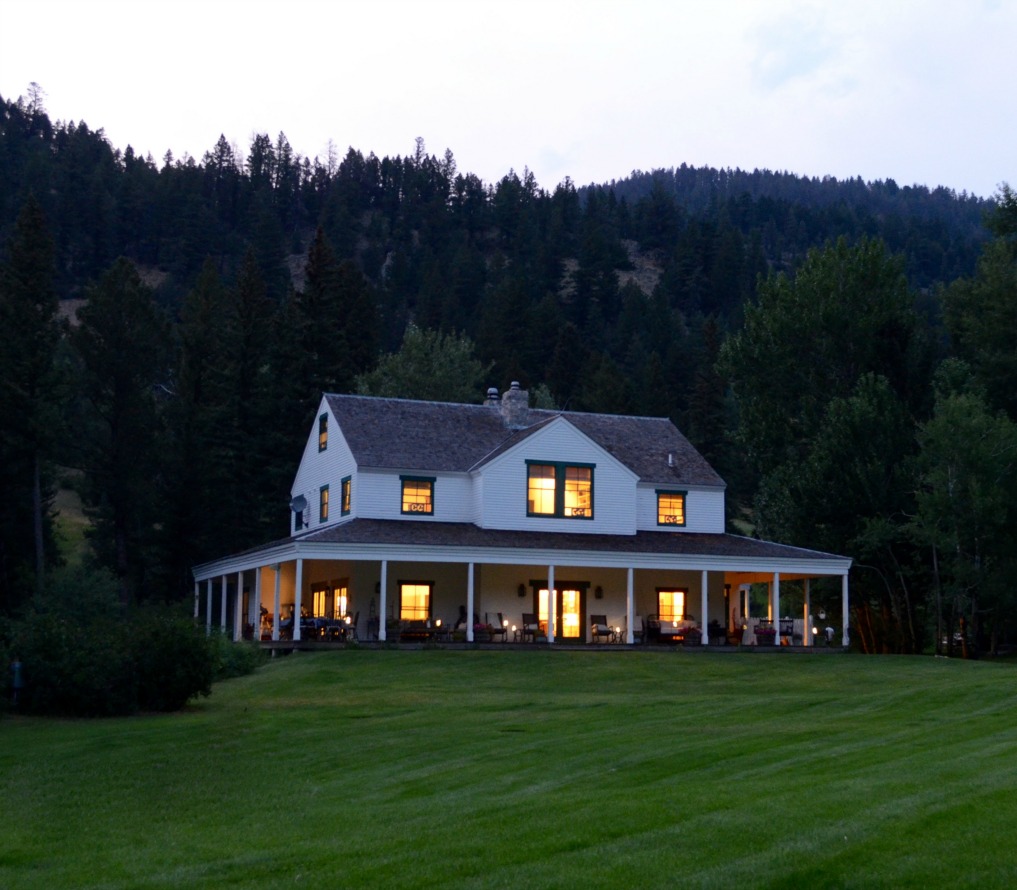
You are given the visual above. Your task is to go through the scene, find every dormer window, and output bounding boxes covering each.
[657,490,686,526]
[318,413,328,452]
[401,476,435,515]
[527,462,594,519]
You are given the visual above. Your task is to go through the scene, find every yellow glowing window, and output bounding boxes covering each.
[318,414,328,451]
[527,464,556,515]
[563,467,592,517]
[401,477,434,514]
[332,581,348,620]
[312,583,329,617]
[657,491,686,526]
[341,476,351,515]
[658,589,686,623]
[319,485,329,522]
[400,582,431,621]
[527,462,594,519]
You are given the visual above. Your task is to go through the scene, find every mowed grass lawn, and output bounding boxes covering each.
[3,649,1017,889]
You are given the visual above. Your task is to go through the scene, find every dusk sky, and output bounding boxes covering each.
[2,0,1013,198]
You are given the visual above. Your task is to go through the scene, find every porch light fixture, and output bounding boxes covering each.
[518,583,526,597]
[595,585,604,599]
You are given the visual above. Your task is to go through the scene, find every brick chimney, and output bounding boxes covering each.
[500,381,529,428]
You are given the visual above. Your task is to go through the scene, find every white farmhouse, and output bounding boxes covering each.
[192,383,851,646]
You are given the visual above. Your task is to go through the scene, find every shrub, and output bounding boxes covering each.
[4,566,229,717]
[132,608,214,712]
[208,629,265,680]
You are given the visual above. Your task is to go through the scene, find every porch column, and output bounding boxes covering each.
[234,570,243,642]
[378,560,388,642]
[547,564,555,644]
[700,570,709,646]
[205,578,213,635]
[773,573,781,642]
[466,562,475,643]
[220,575,228,631]
[272,564,281,641]
[193,580,199,619]
[804,579,812,647]
[625,568,634,644]
[250,569,261,639]
[841,573,850,647]
[293,558,304,641]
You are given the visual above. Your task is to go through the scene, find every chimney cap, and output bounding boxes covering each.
[510,380,521,390]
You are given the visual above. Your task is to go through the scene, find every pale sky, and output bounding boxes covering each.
[2,0,1013,198]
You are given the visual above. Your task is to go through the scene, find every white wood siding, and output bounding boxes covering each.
[636,485,726,534]
[290,400,358,532]
[476,417,638,535]
[356,469,474,522]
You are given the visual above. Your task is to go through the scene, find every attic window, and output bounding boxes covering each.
[526,462,594,519]
[318,413,328,452]
[401,477,434,515]
[656,491,686,526]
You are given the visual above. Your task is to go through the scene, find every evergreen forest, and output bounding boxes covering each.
[3,86,1016,657]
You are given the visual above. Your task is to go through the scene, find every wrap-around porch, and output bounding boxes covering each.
[192,520,852,650]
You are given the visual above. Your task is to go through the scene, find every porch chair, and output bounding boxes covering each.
[486,612,508,642]
[645,614,661,645]
[520,612,540,643]
[779,618,794,646]
[590,614,614,643]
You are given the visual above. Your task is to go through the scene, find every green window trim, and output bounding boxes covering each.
[341,476,351,516]
[400,476,436,515]
[525,460,595,520]
[318,413,328,452]
[655,489,687,527]
[319,484,329,523]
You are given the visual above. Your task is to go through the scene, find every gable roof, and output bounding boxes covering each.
[323,393,724,487]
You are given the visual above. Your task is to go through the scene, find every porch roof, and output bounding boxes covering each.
[193,518,851,581]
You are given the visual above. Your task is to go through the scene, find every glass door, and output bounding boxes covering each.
[537,588,584,639]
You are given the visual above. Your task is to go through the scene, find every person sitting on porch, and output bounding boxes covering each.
[454,605,468,630]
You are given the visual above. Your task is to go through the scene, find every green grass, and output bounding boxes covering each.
[3,650,1017,888]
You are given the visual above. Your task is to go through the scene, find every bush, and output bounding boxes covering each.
[132,608,214,712]
[2,566,237,717]
[208,629,265,680]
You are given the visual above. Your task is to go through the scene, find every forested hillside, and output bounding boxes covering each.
[2,87,1015,656]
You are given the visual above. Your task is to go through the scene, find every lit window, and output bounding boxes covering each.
[341,476,351,515]
[658,589,687,623]
[526,462,594,519]
[400,582,431,621]
[527,464,556,515]
[319,485,329,522]
[312,583,329,617]
[657,491,686,526]
[332,580,348,620]
[318,413,328,452]
[401,477,434,514]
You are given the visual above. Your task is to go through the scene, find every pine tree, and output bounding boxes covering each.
[69,258,170,605]
[0,194,62,607]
